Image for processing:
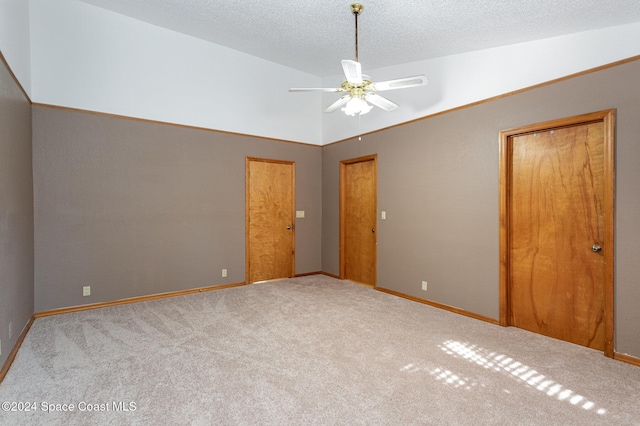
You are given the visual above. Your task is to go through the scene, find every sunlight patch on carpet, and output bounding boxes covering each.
[431,340,607,415]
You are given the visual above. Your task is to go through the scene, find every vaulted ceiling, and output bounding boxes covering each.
[78,0,640,76]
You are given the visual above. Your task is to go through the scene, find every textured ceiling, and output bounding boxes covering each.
[78,0,640,77]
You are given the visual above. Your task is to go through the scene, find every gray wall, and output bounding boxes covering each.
[9,56,640,361]
[0,57,34,368]
[322,59,640,358]
[33,106,322,312]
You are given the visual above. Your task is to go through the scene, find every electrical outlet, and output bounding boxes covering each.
[422,281,428,291]
[222,269,228,278]
[83,286,91,296]
[9,322,12,339]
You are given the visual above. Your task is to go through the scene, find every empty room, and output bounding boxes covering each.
[1,0,640,424]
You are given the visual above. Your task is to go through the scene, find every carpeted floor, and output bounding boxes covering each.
[1,275,639,425]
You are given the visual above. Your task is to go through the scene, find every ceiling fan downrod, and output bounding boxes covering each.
[351,3,364,62]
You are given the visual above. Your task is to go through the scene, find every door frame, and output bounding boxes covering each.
[245,157,296,284]
[498,109,615,357]
[339,154,378,286]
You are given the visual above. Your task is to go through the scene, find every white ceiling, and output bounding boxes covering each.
[78,0,640,77]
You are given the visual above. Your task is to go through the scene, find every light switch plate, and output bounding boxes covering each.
[296,210,305,218]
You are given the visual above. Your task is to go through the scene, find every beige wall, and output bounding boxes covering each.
[0,57,33,368]
[32,106,322,312]
[322,59,640,358]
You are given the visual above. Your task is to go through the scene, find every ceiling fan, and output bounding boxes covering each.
[289,3,428,116]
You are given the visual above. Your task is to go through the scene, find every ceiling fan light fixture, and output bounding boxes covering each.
[288,3,427,117]
[342,96,373,116]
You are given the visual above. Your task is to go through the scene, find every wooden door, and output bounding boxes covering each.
[340,155,377,286]
[499,110,615,356]
[246,158,295,283]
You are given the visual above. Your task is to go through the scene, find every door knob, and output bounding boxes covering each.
[287,225,292,230]
[592,244,602,252]
[372,228,375,233]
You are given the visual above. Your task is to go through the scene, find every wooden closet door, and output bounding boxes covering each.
[341,155,377,286]
[502,114,612,351]
[246,158,295,283]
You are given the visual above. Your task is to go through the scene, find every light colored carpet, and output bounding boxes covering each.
[1,275,639,425]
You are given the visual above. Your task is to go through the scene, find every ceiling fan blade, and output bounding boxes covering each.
[368,75,428,91]
[341,60,363,85]
[289,87,343,92]
[324,94,352,113]
[365,93,399,111]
